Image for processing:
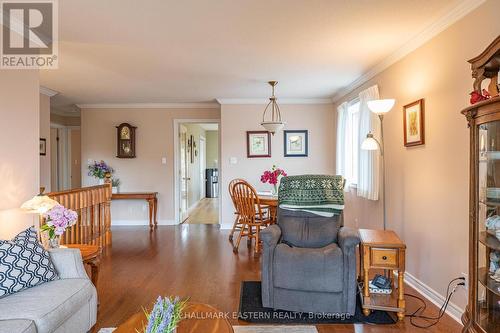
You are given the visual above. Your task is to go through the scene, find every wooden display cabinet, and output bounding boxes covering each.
[462,35,500,333]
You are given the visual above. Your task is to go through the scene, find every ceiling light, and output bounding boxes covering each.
[261,81,285,135]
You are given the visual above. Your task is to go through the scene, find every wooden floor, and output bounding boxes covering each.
[95,225,462,332]
[184,198,219,224]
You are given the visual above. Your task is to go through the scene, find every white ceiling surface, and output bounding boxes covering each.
[41,0,467,111]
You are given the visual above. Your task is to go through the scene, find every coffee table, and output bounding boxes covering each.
[114,302,233,333]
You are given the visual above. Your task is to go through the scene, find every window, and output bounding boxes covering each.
[345,99,360,186]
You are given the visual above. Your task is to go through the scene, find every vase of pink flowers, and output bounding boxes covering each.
[261,165,287,195]
[41,204,78,248]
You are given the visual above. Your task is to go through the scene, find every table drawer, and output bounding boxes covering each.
[371,248,398,267]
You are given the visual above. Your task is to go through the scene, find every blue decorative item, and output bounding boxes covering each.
[0,227,58,298]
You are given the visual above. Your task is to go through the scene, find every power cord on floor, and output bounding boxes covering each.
[405,277,465,329]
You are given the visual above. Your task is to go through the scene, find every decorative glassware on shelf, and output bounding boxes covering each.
[475,122,500,332]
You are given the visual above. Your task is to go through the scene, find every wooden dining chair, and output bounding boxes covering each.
[228,178,245,242]
[232,181,271,256]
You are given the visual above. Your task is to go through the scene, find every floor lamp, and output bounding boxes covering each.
[361,99,395,231]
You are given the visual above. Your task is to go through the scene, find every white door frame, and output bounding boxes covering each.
[173,119,221,225]
[199,135,206,199]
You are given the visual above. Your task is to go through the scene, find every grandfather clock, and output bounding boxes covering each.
[116,123,137,158]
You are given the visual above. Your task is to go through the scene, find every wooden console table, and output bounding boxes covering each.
[112,192,158,228]
[358,229,406,321]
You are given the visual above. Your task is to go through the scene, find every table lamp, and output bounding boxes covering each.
[361,99,395,230]
[21,194,59,226]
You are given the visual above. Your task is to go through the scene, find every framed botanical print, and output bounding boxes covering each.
[284,130,308,157]
[247,131,271,158]
[39,138,46,156]
[403,99,425,147]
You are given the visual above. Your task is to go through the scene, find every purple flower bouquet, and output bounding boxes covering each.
[41,204,78,247]
[142,296,187,333]
[88,160,114,179]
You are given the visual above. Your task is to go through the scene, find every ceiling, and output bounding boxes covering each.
[40,0,469,112]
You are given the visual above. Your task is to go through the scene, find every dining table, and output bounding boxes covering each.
[257,192,278,223]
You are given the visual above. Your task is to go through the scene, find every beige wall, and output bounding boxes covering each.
[334,0,500,313]
[220,103,335,228]
[71,129,82,189]
[51,113,81,127]
[40,94,51,192]
[0,71,40,239]
[81,108,220,225]
[206,130,219,169]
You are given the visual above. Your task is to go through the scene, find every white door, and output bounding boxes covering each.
[179,125,190,222]
[199,136,206,199]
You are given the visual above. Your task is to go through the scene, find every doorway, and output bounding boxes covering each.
[50,125,81,192]
[174,120,220,225]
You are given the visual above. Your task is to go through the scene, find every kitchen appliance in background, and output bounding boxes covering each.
[206,168,219,198]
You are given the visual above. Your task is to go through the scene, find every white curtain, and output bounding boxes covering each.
[357,85,381,200]
[336,102,351,191]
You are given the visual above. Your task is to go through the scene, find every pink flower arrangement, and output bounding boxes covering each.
[41,204,78,239]
[261,165,287,185]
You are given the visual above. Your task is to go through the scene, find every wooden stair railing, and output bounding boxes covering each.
[45,183,112,247]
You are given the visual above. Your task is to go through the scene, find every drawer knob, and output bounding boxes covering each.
[382,256,388,260]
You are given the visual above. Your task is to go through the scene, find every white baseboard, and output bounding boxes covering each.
[219,223,234,230]
[111,219,177,226]
[399,271,464,324]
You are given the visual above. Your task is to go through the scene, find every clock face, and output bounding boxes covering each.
[120,126,131,140]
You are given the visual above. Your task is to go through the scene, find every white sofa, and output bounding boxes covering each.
[0,248,97,333]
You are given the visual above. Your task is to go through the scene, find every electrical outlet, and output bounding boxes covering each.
[461,272,468,290]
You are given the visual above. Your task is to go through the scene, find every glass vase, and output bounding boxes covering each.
[48,236,61,249]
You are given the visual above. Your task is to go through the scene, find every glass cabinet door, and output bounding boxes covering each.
[477,122,500,332]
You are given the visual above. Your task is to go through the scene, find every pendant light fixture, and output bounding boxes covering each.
[261,81,285,135]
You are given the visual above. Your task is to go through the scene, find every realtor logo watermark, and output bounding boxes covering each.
[0,0,58,69]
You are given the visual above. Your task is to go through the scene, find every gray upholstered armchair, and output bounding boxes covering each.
[261,208,360,315]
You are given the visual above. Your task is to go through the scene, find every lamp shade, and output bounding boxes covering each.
[361,133,380,151]
[261,121,285,134]
[367,99,395,115]
[21,195,59,214]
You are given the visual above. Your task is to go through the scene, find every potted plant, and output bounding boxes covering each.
[260,165,287,195]
[142,296,187,333]
[88,160,114,185]
[40,204,78,248]
[111,178,121,194]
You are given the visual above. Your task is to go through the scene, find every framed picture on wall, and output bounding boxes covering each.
[284,130,308,157]
[247,131,271,158]
[39,138,46,156]
[403,99,425,147]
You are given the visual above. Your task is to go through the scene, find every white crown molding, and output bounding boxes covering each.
[40,86,59,97]
[76,102,220,109]
[331,0,487,103]
[216,98,332,105]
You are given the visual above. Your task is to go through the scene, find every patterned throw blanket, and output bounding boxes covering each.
[278,175,345,217]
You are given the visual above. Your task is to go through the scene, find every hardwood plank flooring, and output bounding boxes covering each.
[95,225,462,332]
[184,198,219,224]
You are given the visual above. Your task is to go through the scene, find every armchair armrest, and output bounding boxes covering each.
[48,248,89,280]
[338,227,360,251]
[261,224,282,248]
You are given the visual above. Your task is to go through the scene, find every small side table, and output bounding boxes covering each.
[358,229,406,321]
[66,244,102,288]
